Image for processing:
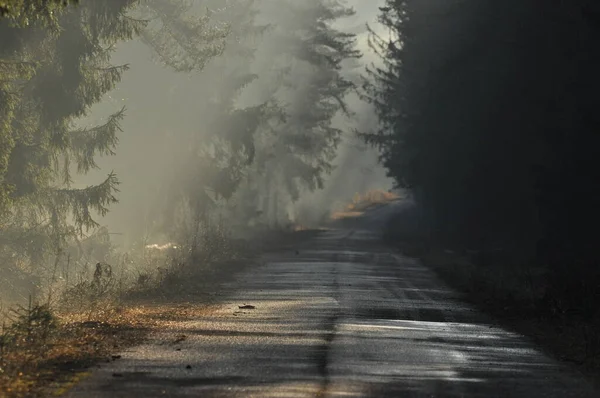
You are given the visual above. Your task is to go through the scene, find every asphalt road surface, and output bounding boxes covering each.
[66,203,599,397]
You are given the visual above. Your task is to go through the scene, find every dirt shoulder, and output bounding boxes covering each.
[0,228,322,398]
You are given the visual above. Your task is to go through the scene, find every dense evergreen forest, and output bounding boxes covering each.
[366,1,600,318]
[0,0,393,304]
[2,0,600,393]
[1,0,598,320]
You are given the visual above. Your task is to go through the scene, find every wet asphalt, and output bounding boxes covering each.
[66,204,599,397]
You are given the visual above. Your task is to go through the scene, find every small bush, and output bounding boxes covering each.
[8,302,57,345]
[0,300,58,384]
[59,262,117,315]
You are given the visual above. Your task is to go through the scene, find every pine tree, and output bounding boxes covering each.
[362,1,510,245]
[361,2,410,186]
[249,0,361,225]
[137,0,230,72]
[0,0,78,21]
[0,0,144,293]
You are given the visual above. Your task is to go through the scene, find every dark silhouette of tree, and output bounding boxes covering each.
[365,0,600,312]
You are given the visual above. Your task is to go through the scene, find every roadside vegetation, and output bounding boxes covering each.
[330,189,400,220]
[0,218,241,397]
[0,217,323,397]
[368,0,600,380]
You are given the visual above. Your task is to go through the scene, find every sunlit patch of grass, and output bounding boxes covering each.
[330,210,363,220]
[0,301,222,398]
[330,189,400,220]
[346,189,400,211]
[0,304,145,397]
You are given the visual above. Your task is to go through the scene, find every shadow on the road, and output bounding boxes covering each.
[94,316,589,397]
[71,223,597,398]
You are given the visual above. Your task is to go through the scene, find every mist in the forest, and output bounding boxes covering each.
[0,0,394,305]
[79,0,392,247]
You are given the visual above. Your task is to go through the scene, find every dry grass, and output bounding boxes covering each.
[0,226,321,397]
[0,302,221,397]
[330,189,399,220]
[0,234,236,397]
[1,306,145,397]
[330,210,363,221]
[348,190,399,209]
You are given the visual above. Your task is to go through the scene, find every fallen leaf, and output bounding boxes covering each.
[238,305,255,310]
[174,334,187,343]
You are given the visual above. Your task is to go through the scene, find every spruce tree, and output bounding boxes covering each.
[249,0,361,224]
[137,0,274,239]
[0,0,78,21]
[0,0,144,293]
[137,0,230,72]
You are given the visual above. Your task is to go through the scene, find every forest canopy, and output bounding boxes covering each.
[364,0,600,310]
[0,0,387,303]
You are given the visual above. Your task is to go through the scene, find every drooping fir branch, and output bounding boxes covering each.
[77,64,130,109]
[0,60,37,82]
[52,172,119,234]
[359,7,408,152]
[0,88,17,183]
[0,0,78,27]
[83,0,146,43]
[69,107,124,173]
[139,0,229,72]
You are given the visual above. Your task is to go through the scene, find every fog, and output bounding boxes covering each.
[4,2,600,393]
[77,0,392,248]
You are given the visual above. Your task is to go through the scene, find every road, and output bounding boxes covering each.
[66,203,598,397]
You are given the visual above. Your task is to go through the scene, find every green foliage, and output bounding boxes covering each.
[139,0,230,72]
[69,107,124,175]
[0,0,78,26]
[366,0,600,309]
[5,299,57,346]
[0,1,143,292]
[364,1,535,247]
[53,172,120,234]
[235,0,361,225]
[273,0,361,192]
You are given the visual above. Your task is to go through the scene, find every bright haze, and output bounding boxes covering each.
[78,0,392,248]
